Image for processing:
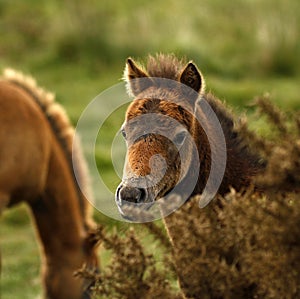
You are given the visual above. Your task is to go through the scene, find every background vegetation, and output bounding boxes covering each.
[0,0,299,298]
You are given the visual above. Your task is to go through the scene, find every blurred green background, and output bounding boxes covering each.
[0,0,299,298]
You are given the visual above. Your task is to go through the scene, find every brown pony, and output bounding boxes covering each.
[0,69,99,299]
[115,54,264,218]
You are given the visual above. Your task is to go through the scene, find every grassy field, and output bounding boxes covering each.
[0,0,299,298]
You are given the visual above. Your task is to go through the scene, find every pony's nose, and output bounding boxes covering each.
[116,185,146,204]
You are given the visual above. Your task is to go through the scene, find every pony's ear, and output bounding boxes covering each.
[179,62,205,94]
[124,58,151,97]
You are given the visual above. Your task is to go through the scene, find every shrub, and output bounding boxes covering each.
[78,96,300,299]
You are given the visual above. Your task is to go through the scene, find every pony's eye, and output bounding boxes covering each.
[173,130,187,146]
[121,128,127,139]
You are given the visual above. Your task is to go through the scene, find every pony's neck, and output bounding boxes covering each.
[191,93,263,196]
[33,145,86,257]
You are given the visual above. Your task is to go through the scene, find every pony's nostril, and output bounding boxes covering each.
[117,186,147,204]
[138,188,146,202]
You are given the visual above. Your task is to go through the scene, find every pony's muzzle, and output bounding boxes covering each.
[116,184,147,205]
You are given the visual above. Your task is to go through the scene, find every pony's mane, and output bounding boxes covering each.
[145,53,186,80]
[1,68,93,204]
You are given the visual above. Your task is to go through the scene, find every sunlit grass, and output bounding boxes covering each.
[0,205,41,298]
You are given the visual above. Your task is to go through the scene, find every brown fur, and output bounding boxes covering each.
[116,53,264,214]
[0,69,98,299]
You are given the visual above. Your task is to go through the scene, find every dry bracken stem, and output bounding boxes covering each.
[236,117,272,156]
[255,95,288,136]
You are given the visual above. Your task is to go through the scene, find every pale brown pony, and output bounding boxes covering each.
[0,69,98,299]
[116,54,264,217]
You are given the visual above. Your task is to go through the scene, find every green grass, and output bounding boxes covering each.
[1,205,41,298]
[0,0,299,298]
